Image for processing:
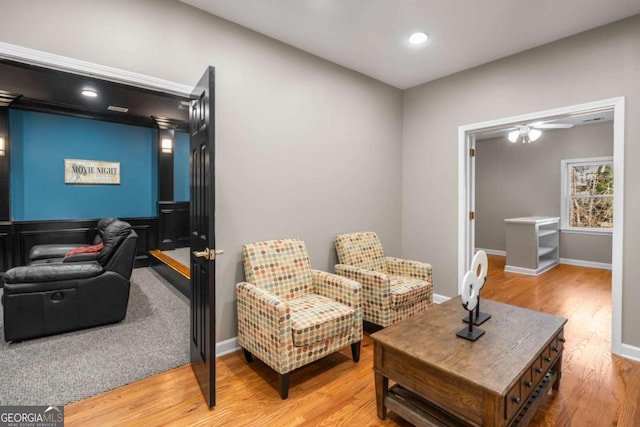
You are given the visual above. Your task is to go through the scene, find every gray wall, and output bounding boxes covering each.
[402,15,640,346]
[475,121,613,264]
[0,0,403,341]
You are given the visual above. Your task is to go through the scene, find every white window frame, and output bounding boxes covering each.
[560,156,613,234]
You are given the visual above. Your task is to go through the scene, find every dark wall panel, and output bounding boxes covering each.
[0,226,11,276]
[0,108,9,221]
[158,201,189,251]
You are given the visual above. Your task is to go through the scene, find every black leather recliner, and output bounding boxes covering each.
[28,217,119,264]
[2,220,138,342]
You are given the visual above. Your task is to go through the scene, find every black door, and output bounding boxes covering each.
[189,66,219,408]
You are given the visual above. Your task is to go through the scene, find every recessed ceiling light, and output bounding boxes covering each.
[409,32,429,45]
[81,89,98,98]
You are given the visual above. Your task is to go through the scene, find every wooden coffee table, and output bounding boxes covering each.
[371,297,566,426]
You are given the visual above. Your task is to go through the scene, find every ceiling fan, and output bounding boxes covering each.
[507,121,573,143]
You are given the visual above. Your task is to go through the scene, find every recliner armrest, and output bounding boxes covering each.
[3,262,104,285]
[28,244,89,262]
[62,252,100,263]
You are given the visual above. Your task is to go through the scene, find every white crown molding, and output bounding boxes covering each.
[0,42,192,97]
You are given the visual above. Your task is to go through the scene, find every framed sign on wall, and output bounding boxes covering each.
[64,159,120,184]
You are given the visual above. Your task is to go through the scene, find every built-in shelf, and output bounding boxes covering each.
[504,216,560,276]
[538,246,556,257]
[538,229,556,238]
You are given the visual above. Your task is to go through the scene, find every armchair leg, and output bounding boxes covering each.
[242,347,253,363]
[279,373,290,400]
[351,341,361,362]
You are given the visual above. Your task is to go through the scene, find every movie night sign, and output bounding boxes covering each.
[64,159,121,184]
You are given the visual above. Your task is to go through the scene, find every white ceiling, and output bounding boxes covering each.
[180,0,640,89]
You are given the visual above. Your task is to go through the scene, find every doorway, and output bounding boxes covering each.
[0,42,219,407]
[457,97,625,355]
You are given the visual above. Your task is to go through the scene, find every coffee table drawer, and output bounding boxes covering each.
[521,368,535,396]
[531,356,544,385]
[552,331,565,355]
[506,381,523,421]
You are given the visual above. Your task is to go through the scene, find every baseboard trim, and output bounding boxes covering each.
[504,265,539,276]
[620,343,640,363]
[559,258,612,271]
[216,337,240,357]
[433,293,450,304]
[476,249,612,271]
[475,248,506,257]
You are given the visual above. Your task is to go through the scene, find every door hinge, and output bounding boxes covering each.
[469,211,475,220]
[469,148,475,157]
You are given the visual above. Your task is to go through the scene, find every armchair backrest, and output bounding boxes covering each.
[335,231,387,273]
[93,217,118,245]
[242,239,313,301]
[96,220,138,279]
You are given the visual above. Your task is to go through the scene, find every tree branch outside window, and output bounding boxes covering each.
[561,157,613,232]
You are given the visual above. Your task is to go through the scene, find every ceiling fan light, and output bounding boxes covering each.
[508,130,519,143]
[529,129,542,141]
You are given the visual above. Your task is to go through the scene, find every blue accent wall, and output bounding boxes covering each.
[10,110,158,221]
[174,131,190,202]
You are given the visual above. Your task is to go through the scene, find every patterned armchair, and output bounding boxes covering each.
[236,239,362,399]
[334,231,433,328]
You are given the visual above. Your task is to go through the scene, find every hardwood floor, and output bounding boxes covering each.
[65,256,640,426]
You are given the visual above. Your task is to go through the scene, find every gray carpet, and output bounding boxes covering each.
[0,268,189,406]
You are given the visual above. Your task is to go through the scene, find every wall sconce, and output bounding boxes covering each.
[0,137,5,157]
[161,138,173,154]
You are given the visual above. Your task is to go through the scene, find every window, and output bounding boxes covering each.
[561,157,613,233]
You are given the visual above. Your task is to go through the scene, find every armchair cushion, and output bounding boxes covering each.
[242,239,313,301]
[289,294,354,347]
[390,276,431,308]
[335,231,387,273]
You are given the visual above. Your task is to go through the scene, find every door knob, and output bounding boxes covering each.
[193,248,224,261]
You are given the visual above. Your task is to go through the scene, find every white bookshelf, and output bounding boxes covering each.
[504,216,560,275]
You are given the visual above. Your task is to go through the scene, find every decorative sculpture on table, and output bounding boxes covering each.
[456,270,486,341]
[463,250,492,326]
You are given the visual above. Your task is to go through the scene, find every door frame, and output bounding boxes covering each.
[457,97,625,356]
